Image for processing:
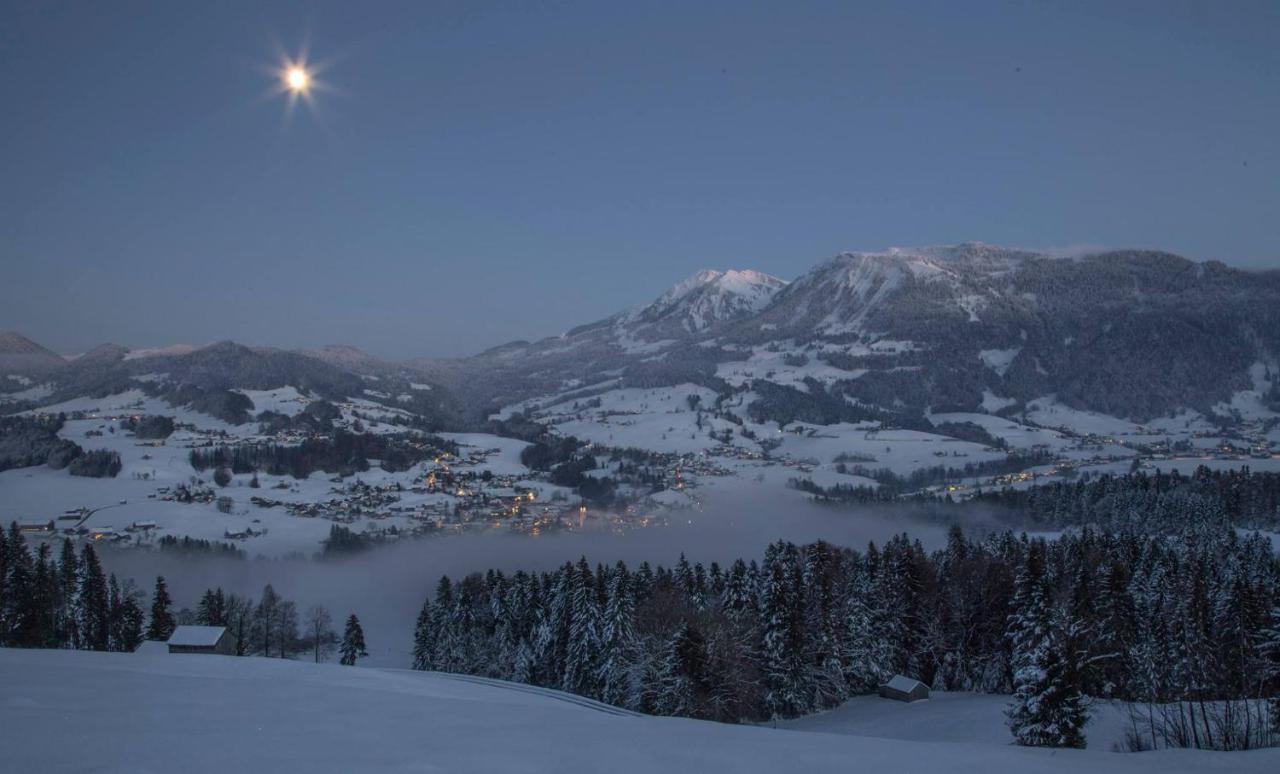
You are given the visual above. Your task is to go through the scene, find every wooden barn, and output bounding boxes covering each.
[166,626,235,655]
[877,675,929,702]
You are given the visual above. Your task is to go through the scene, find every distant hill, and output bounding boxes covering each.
[5,243,1277,428]
[0,331,66,377]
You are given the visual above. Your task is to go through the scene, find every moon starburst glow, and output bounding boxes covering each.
[285,65,311,93]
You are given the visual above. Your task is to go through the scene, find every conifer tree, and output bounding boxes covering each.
[411,598,435,671]
[116,581,145,653]
[340,614,368,665]
[598,563,639,707]
[563,558,602,698]
[1006,543,1088,748]
[653,621,709,718]
[56,538,80,648]
[78,544,110,651]
[146,575,176,641]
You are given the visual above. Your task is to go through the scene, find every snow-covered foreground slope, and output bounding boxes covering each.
[2,649,1274,774]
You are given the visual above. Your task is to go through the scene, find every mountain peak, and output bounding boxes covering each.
[0,331,68,375]
[636,268,787,332]
[0,331,60,357]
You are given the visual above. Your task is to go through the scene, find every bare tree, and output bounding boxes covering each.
[306,604,336,663]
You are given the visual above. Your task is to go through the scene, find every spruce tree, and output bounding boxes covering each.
[1006,543,1088,748]
[598,563,639,707]
[653,621,709,718]
[6,530,37,647]
[411,598,435,670]
[340,614,368,665]
[563,558,601,698]
[146,576,176,641]
[117,582,145,652]
[57,538,80,648]
[78,544,110,651]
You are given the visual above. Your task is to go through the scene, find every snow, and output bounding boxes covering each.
[0,381,53,401]
[1025,396,1142,436]
[167,625,227,647]
[237,386,310,417]
[883,675,926,693]
[978,347,1021,376]
[3,649,1271,774]
[123,343,201,360]
[782,691,1145,752]
[1212,362,1278,421]
[929,412,1072,452]
[981,388,1018,413]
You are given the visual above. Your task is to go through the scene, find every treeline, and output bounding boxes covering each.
[0,415,81,473]
[968,466,1280,530]
[408,527,1280,749]
[189,430,452,478]
[68,449,122,478]
[0,527,147,652]
[790,450,1054,503]
[0,415,120,477]
[156,535,245,559]
[0,524,366,664]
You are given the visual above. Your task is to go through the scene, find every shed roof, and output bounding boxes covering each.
[883,675,926,693]
[167,626,227,647]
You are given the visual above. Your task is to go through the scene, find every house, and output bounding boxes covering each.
[17,520,55,534]
[166,626,235,655]
[878,675,929,702]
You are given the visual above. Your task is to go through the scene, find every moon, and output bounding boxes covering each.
[285,66,310,93]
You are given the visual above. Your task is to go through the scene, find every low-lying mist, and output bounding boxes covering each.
[98,490,984,668]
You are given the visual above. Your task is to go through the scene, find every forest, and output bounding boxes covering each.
[188,430,455,478]
[793,466,1280,531]
[406,525,1280,750]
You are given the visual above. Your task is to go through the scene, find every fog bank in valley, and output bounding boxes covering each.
[98,489,965,668]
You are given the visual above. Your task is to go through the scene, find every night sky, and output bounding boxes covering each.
[2,1,1277,357]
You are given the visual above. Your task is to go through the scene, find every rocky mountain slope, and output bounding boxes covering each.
[4,244,1277,429]
[451,243,1280,424]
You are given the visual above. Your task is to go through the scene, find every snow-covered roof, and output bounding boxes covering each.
[883,675,926,693]
[166,626,227,647]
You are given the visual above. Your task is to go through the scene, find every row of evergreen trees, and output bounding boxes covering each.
[966,466,1280,530]
[188,430,450,479]
[0,525,368,665]
[0,525,171,652]
[409,526,1280,748]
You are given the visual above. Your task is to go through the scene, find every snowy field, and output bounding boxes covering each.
[2,649,1273,774]
[782,691,1141,751]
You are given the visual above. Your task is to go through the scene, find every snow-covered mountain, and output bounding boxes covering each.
[453,243,1280,425]
[626,268,787,334]
[0,331,67,376]
[5,243,1279,429]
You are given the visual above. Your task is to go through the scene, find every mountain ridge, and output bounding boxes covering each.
[5,244,1279,425]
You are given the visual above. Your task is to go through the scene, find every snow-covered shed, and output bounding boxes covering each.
[166,626,234,655]
[878,675,929,702]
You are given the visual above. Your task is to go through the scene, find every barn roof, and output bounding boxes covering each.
[167,626,227,647]
[883,675,926,693]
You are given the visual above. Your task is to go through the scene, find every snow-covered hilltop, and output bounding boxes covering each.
[3,649,1272,774]
[627,268,788,334]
